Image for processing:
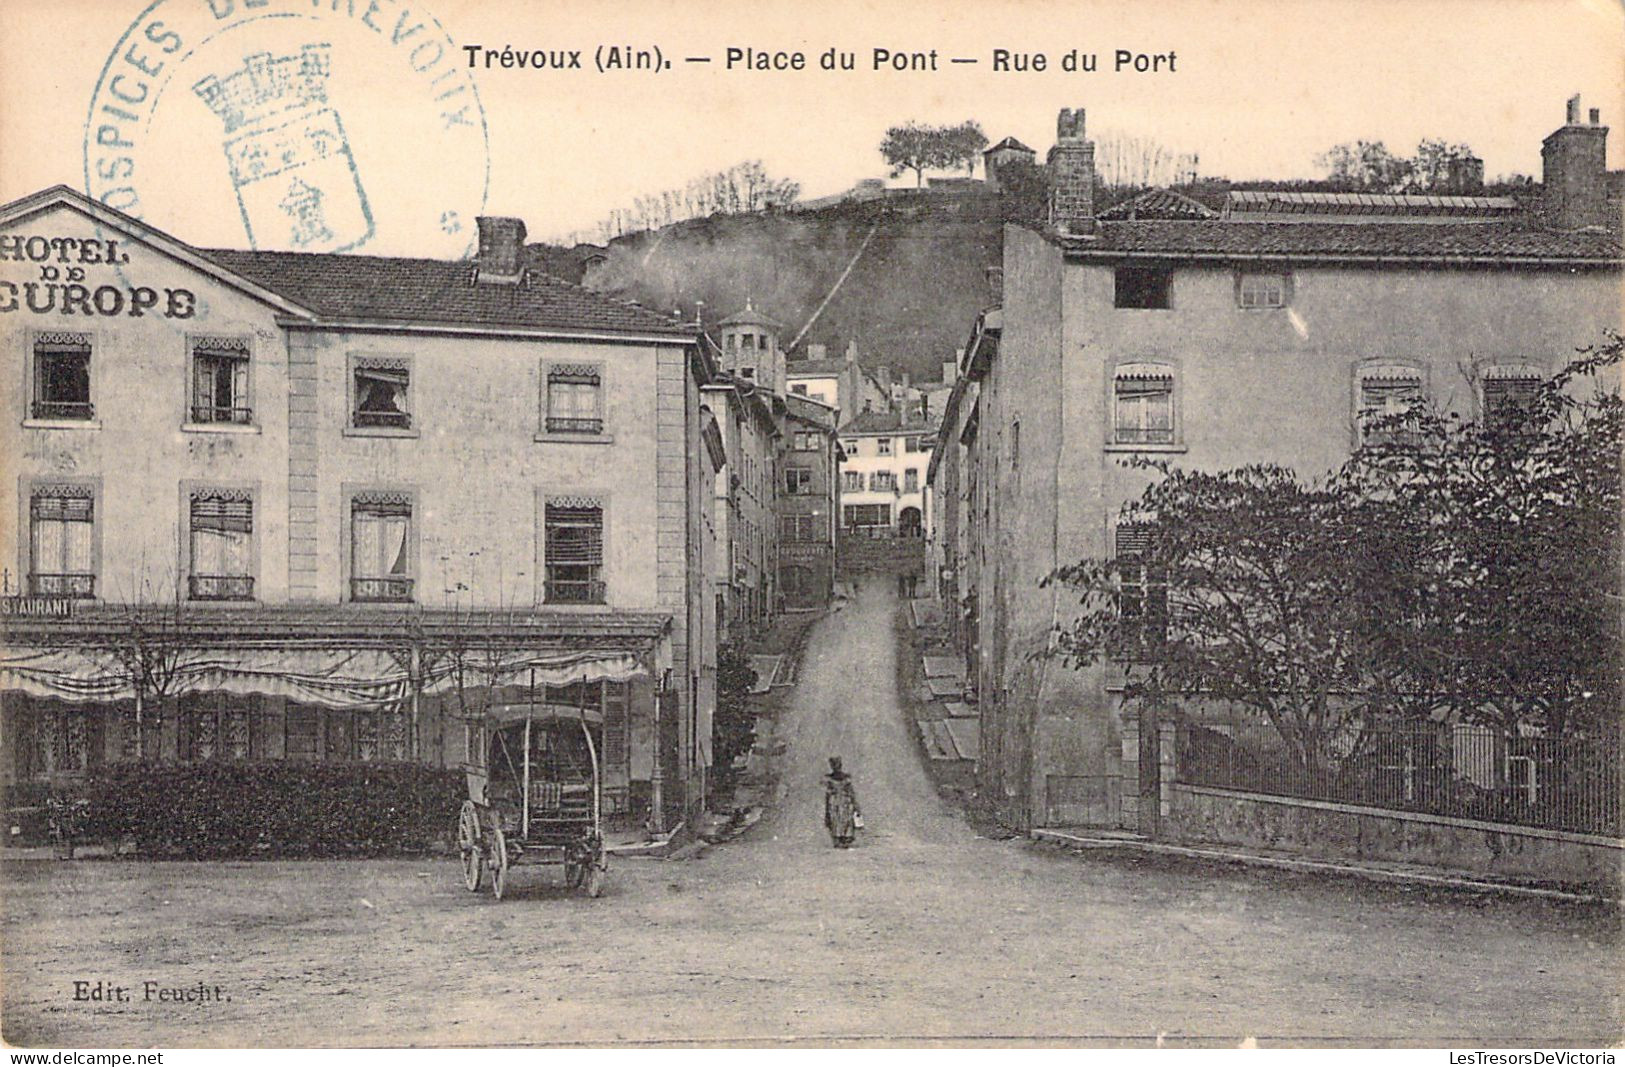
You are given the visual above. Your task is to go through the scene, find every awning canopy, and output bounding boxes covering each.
[0,607,672,709]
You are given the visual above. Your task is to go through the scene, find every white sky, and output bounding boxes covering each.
[2,0,1621,248]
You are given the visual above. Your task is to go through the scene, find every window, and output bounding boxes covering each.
[545,363,604,434]
[843,439,859,456]
[545,497,605,603]
[793,431,818,452]
[876,437,893,456]
[31,333,93,420]
[1482,365,1542,428]
[843,503,891,528]
[1010,421,1020,469]
[29,485,95,598]
[1116,523,1167,653]
[178,693,254,762]
[188,489,254,601]
[904,435,921,453]
[350,493,413,602]
[190,338,252,423]
[1113,364,1175,445]
[781,514,818,541]
[870,471,897,492]
[785,467,813,494]
[904,468,920,493]
[1357,366,1424,447]
[790,384,808,396]
[352,357,411,429]
[1237,273,1289,309]
[1114,266,1173,309]
[842,470,863,492]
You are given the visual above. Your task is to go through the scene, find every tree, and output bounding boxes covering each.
[1317,137,1482,193]
[879,120,987,186]
[712,642,760,784]
[1340,337,1623,737]
[1048,463,1379,778]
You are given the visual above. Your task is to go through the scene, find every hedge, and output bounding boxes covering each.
[47,762,465,858]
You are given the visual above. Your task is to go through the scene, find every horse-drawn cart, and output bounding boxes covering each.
[457,683,607,900]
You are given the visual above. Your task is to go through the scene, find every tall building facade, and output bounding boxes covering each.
[939,103,1623,831]
[0,187,718,830]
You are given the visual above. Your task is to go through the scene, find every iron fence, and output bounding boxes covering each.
[1179,719,1620,837]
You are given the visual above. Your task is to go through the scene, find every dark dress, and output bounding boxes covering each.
[824,772,858,847]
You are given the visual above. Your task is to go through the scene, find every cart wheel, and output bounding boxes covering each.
[488,827,508,900]
[585,860,605,898]
[457,801,483,893]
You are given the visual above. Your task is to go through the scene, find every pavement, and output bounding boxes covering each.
[1,582,1620,1047]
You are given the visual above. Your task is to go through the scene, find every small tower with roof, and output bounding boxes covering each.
[717,301,786,395]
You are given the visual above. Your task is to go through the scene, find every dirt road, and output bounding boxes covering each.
[3,583,1619,1046]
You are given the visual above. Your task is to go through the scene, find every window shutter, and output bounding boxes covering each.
[191,493,253,533]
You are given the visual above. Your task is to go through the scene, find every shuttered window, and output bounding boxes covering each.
[29,487,95,598]
[546,364,604,434]
[1482,367,1542,428]
[545,500,605,603]
[1114,365,1175,445]
[351,494,413,602]
[1358,367,1424,447]
[189,491,254,600]
[1116,523,1167,653]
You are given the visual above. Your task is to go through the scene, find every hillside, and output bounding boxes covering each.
[577,194,1007,385]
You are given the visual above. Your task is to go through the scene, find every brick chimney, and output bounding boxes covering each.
[475,216,527,283]
[1047,107,1096,235]
[1542,95,1613,231]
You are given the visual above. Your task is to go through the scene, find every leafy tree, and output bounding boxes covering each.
[1317,138,1482,193]
[1341,337,1623,737]
[880,120,987,186]
[1047,463,1378,778]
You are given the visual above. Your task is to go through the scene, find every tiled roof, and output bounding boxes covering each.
[203,248,695,336]
[986,136,1035,154]
[717,304,783,329]
[838,410,937,436]
[1097,189,1218,221]
[1057,221,1623,264]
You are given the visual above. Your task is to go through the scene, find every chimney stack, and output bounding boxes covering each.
[1047,107,1096,235]
[475,216,527,282]
[807,342,827,361]
[943,356,958,384]
[1542,95,1613,231]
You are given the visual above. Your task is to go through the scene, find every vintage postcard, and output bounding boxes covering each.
[0,0,1620,1050]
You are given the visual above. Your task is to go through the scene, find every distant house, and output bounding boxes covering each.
[837,410,937,539]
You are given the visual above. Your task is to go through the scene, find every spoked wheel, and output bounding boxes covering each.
[488,827,509,900]
[458,801,483,892]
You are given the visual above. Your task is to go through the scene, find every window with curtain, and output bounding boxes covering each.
[1114,365,1175,445]
[546,364,604,434]
[191,339,251,423]
[189,490,254,600]
[545,498,605,603]
[29,486,95,598]
[842,470,863,492]
[351,494,413,601]
[352,359,411,428]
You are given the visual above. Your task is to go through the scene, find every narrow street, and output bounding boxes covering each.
[3,583,1620,1047]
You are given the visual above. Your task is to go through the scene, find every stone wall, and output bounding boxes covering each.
[1164,783,1622,896]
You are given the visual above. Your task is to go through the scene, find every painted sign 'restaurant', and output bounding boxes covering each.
[0,233,196,319]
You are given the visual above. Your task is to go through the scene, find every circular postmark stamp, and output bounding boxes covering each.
[83,0,489,259]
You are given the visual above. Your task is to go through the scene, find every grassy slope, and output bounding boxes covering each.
[581,196,1006,385]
